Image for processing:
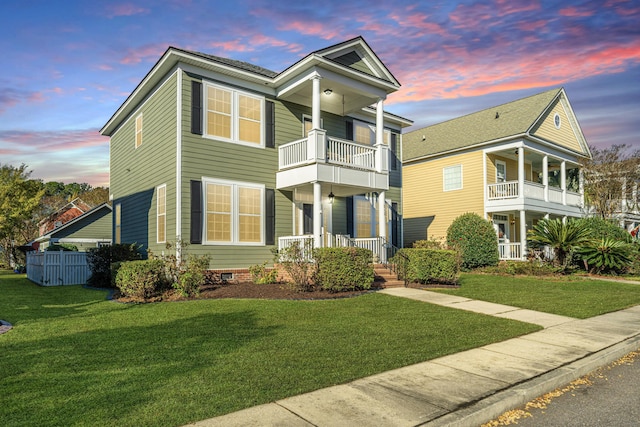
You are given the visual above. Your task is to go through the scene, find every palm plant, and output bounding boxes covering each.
[527,218,592,269]
[577,238,634,274]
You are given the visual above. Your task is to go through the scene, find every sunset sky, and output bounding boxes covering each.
[1,0,638,187]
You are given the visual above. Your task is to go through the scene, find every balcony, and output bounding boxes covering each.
[487,180,582,213]
[276,129,389,192]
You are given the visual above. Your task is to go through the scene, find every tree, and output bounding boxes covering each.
[527,218,592,269]
[580,144,640,219]
[0,164,46,266]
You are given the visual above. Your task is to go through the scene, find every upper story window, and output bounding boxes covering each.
[443,165,463,191]
[353,119,396,147]
[114,203,122,244]
[204,82,264,147]
[135,114,143,148]
[554,113,561,129]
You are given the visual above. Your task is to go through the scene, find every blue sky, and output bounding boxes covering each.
[0,0,638,187]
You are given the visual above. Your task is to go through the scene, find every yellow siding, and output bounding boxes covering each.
[404,151,485,240]
[532,99,582,153]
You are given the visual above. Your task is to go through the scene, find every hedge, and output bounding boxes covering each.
[313,247,374,292]
[395,248,459,285]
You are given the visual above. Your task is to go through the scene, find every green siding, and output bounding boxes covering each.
[110,72,178,254]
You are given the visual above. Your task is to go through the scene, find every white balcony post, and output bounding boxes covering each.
[518,147,525,199]
[561,161,567,205]
[311,75,321,130]
[543,155,549,202]
[378,191,386,242]
[622,177,628,213]
[374,98,388,174]
[313,182,322,248]
[579,169,585,209]
[307,75,326,163]
[519,210,526,259]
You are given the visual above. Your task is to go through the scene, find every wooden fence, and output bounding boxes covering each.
[26,251,91,286]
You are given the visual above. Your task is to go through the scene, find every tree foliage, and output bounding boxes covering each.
[580,144,640,219]
[0,164,46,266]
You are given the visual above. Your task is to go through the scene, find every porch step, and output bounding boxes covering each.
[373,264,405,288]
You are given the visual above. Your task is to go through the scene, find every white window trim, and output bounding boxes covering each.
[202,81,265,148]
[156,184,167,244]
[202,177,265,246]
[443,164,463,192]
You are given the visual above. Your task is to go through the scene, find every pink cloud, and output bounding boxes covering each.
[494,0,541,16]
[119,43,168,64]
[559,6,595,17]
[0,129,108,152]
[105,3,150,18]
[208,40,255,53]
[278,20,342,40]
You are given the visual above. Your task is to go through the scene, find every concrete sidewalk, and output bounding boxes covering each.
[187,288,640,427]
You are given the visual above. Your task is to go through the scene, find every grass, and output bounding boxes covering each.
[433,273,640,318]
[0,271,539,427]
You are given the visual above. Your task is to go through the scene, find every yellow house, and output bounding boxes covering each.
[402,88,592,259]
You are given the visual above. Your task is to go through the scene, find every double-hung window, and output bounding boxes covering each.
[135,114,143,148]
[204,83,264,147]
[204,178,264,245]
[156,185,166,243]
[443,165,463,191]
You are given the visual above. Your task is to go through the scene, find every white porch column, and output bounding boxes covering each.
[622,178,628,213]
[561,161,567,205]
[313,182,322,248]
[518,147,525,199]
[579,169,585,209]
[378,191,386,241]
[374,98,389,173]
[543,155,549,202]
[311,75,321,130]
[519,210,526,259]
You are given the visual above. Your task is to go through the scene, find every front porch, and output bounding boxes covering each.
[278,234,392,263]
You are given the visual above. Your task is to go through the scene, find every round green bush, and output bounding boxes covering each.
[446,212,499,270]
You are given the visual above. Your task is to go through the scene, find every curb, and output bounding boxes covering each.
[0,319,12,335]
[425,334,640,426]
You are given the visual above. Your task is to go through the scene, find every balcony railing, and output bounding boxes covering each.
[487,180,581,207]
[277,234,386,263]
[498,243,523,260]
[279,135,377,172]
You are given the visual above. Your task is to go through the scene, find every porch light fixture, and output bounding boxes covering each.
[324,88,333,95]
[328,190,335,203]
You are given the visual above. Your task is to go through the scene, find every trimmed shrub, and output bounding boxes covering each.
[446,213,499,270]
[86,243,142,288]
[115,259,166,300]
[395,248,459,285]
[580,217,632,242]
[172,255,211,297]
[480,260,561,276]
[274,241,315,292]
[313,247,374,292]
[412,239,444,249]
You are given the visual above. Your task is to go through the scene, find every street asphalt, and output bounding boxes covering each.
[185,287,640,427]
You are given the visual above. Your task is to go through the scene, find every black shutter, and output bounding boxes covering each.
[190,180,203,244]
[346,196,354,237]
[390,133,397,170]
[265,188,275,245]
[391,202,399,247]
[191,81,202,135]
[265,100,275,148]
[346,120,354,140]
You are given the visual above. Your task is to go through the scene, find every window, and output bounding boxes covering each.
[554,113,561,129]
[353,120,375,145]
[204,178,264,245]
[204,83,264,147]
[157,185,166,243]
[355,197,374,237]
[443,165,463,191]
[114,203,121,244]
[496,160,506,183]
[135,114,143,148]
[302,115,323,136]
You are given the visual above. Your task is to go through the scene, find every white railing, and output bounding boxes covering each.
[523,182,544,200]
[498,243,523,260]
[277,234,385,263]
[277,235,315,260]
[327,137,376,171]
[26,251,91,286]
[487,181,518,199]
[549,187,563,204]
[279,138,309,169]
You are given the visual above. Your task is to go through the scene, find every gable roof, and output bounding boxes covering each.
[36,203,112,241]
[402,88,591,162]
[101,36,407,136]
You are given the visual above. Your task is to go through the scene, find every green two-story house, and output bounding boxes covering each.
[100,37,412,278]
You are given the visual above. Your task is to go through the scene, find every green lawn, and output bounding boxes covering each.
[0,271,538,427]
[434,273,640,318]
